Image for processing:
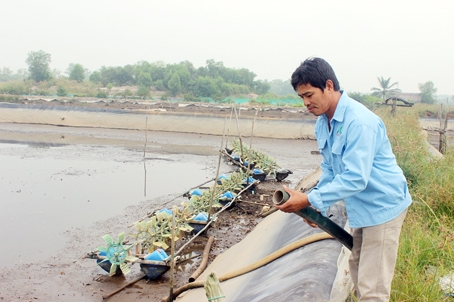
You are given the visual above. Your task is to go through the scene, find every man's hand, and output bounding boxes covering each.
[302,218,318,228]
[274,185,310,213]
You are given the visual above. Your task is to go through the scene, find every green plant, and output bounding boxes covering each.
[230,139,280,174]
[56,86,67,97]
[96,90,108,98]
[376,106,454,301]
[217,170,248,194]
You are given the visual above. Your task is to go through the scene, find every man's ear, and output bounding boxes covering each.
[325,80,334,91]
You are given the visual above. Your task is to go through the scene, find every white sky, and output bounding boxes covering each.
[1,0,453,95]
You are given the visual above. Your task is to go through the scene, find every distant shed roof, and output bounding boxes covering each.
[396,92,422,103]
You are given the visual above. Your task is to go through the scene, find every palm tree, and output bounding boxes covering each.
[371,76,401,100]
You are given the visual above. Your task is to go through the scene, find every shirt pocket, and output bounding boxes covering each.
[318,137,327,151]
[331,138,346,173]
[317,138,331,165]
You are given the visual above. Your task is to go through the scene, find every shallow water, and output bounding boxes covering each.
[0,143,214,268]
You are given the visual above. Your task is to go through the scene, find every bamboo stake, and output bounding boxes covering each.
[233,103,245,162]
[204,272,226,302]
[391,98,396,117]
[144,116,148,196]
[102,274,146,300]
[144,115,148,157]
[168,209,176,302]
[246,109,259,175]
[224,104,234,149]
[208,117,227,219]
[144,161,147,197]
[437,102,450,154]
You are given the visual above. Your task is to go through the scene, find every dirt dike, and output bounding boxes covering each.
[0,98,317,140]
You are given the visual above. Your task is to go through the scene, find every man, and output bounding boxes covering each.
[275,57,412,301]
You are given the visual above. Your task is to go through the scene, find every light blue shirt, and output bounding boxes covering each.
[307,92,412,228]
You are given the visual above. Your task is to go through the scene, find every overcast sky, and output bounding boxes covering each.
[1,0,453,95]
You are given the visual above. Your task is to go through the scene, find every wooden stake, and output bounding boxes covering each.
[208,117,227,218]
[437,102,450,154]
[204,272,226,302]
[144,161,147,197]
[224,104,234,149]
[144,116,148,196]
[391,98,396,117]
[144,115,148,157]
[233,103,245,162]
[102,275,146,300]
[168,209,176,302]
[246,109,259,174]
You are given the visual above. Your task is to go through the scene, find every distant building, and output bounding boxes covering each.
[396,92,422,103]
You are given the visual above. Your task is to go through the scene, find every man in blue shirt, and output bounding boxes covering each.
[275,57,412,301]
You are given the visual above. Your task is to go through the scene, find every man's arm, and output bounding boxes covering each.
[308,123,377,213]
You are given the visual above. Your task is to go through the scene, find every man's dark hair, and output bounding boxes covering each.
[291,57,340,92]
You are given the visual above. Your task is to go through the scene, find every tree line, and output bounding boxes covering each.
[0,50,439,104]
[1,50,295,101]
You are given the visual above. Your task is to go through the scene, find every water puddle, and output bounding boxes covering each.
[0,142,214,268]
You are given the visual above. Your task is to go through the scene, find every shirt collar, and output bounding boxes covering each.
[331,90,348,123]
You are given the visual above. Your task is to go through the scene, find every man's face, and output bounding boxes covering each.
[296,83,330,116]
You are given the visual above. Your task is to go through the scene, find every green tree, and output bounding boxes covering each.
[154,79,165,90]
[371,76,400,99]
[173,64,191,92]
[122,89,133,99]
[89,71,101,83]
[349,91,382,110]
[106,83,113,96]
[69,63,85,83]
[138,72,152,87]
[268,79,296,96]
[192,76,222,98]
[26,50,52,82]
[418,81,437,104]
[136,85,150,98]
[0,67,13,82]
[57,86,67,97]
[96,90,108,98]
[168,73,182,96]
[253,80,270,95]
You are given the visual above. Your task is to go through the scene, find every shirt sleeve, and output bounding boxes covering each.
[317,154,335,190]
[308,123,377,215]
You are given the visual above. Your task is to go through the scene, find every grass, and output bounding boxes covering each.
[377,105,454,301]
